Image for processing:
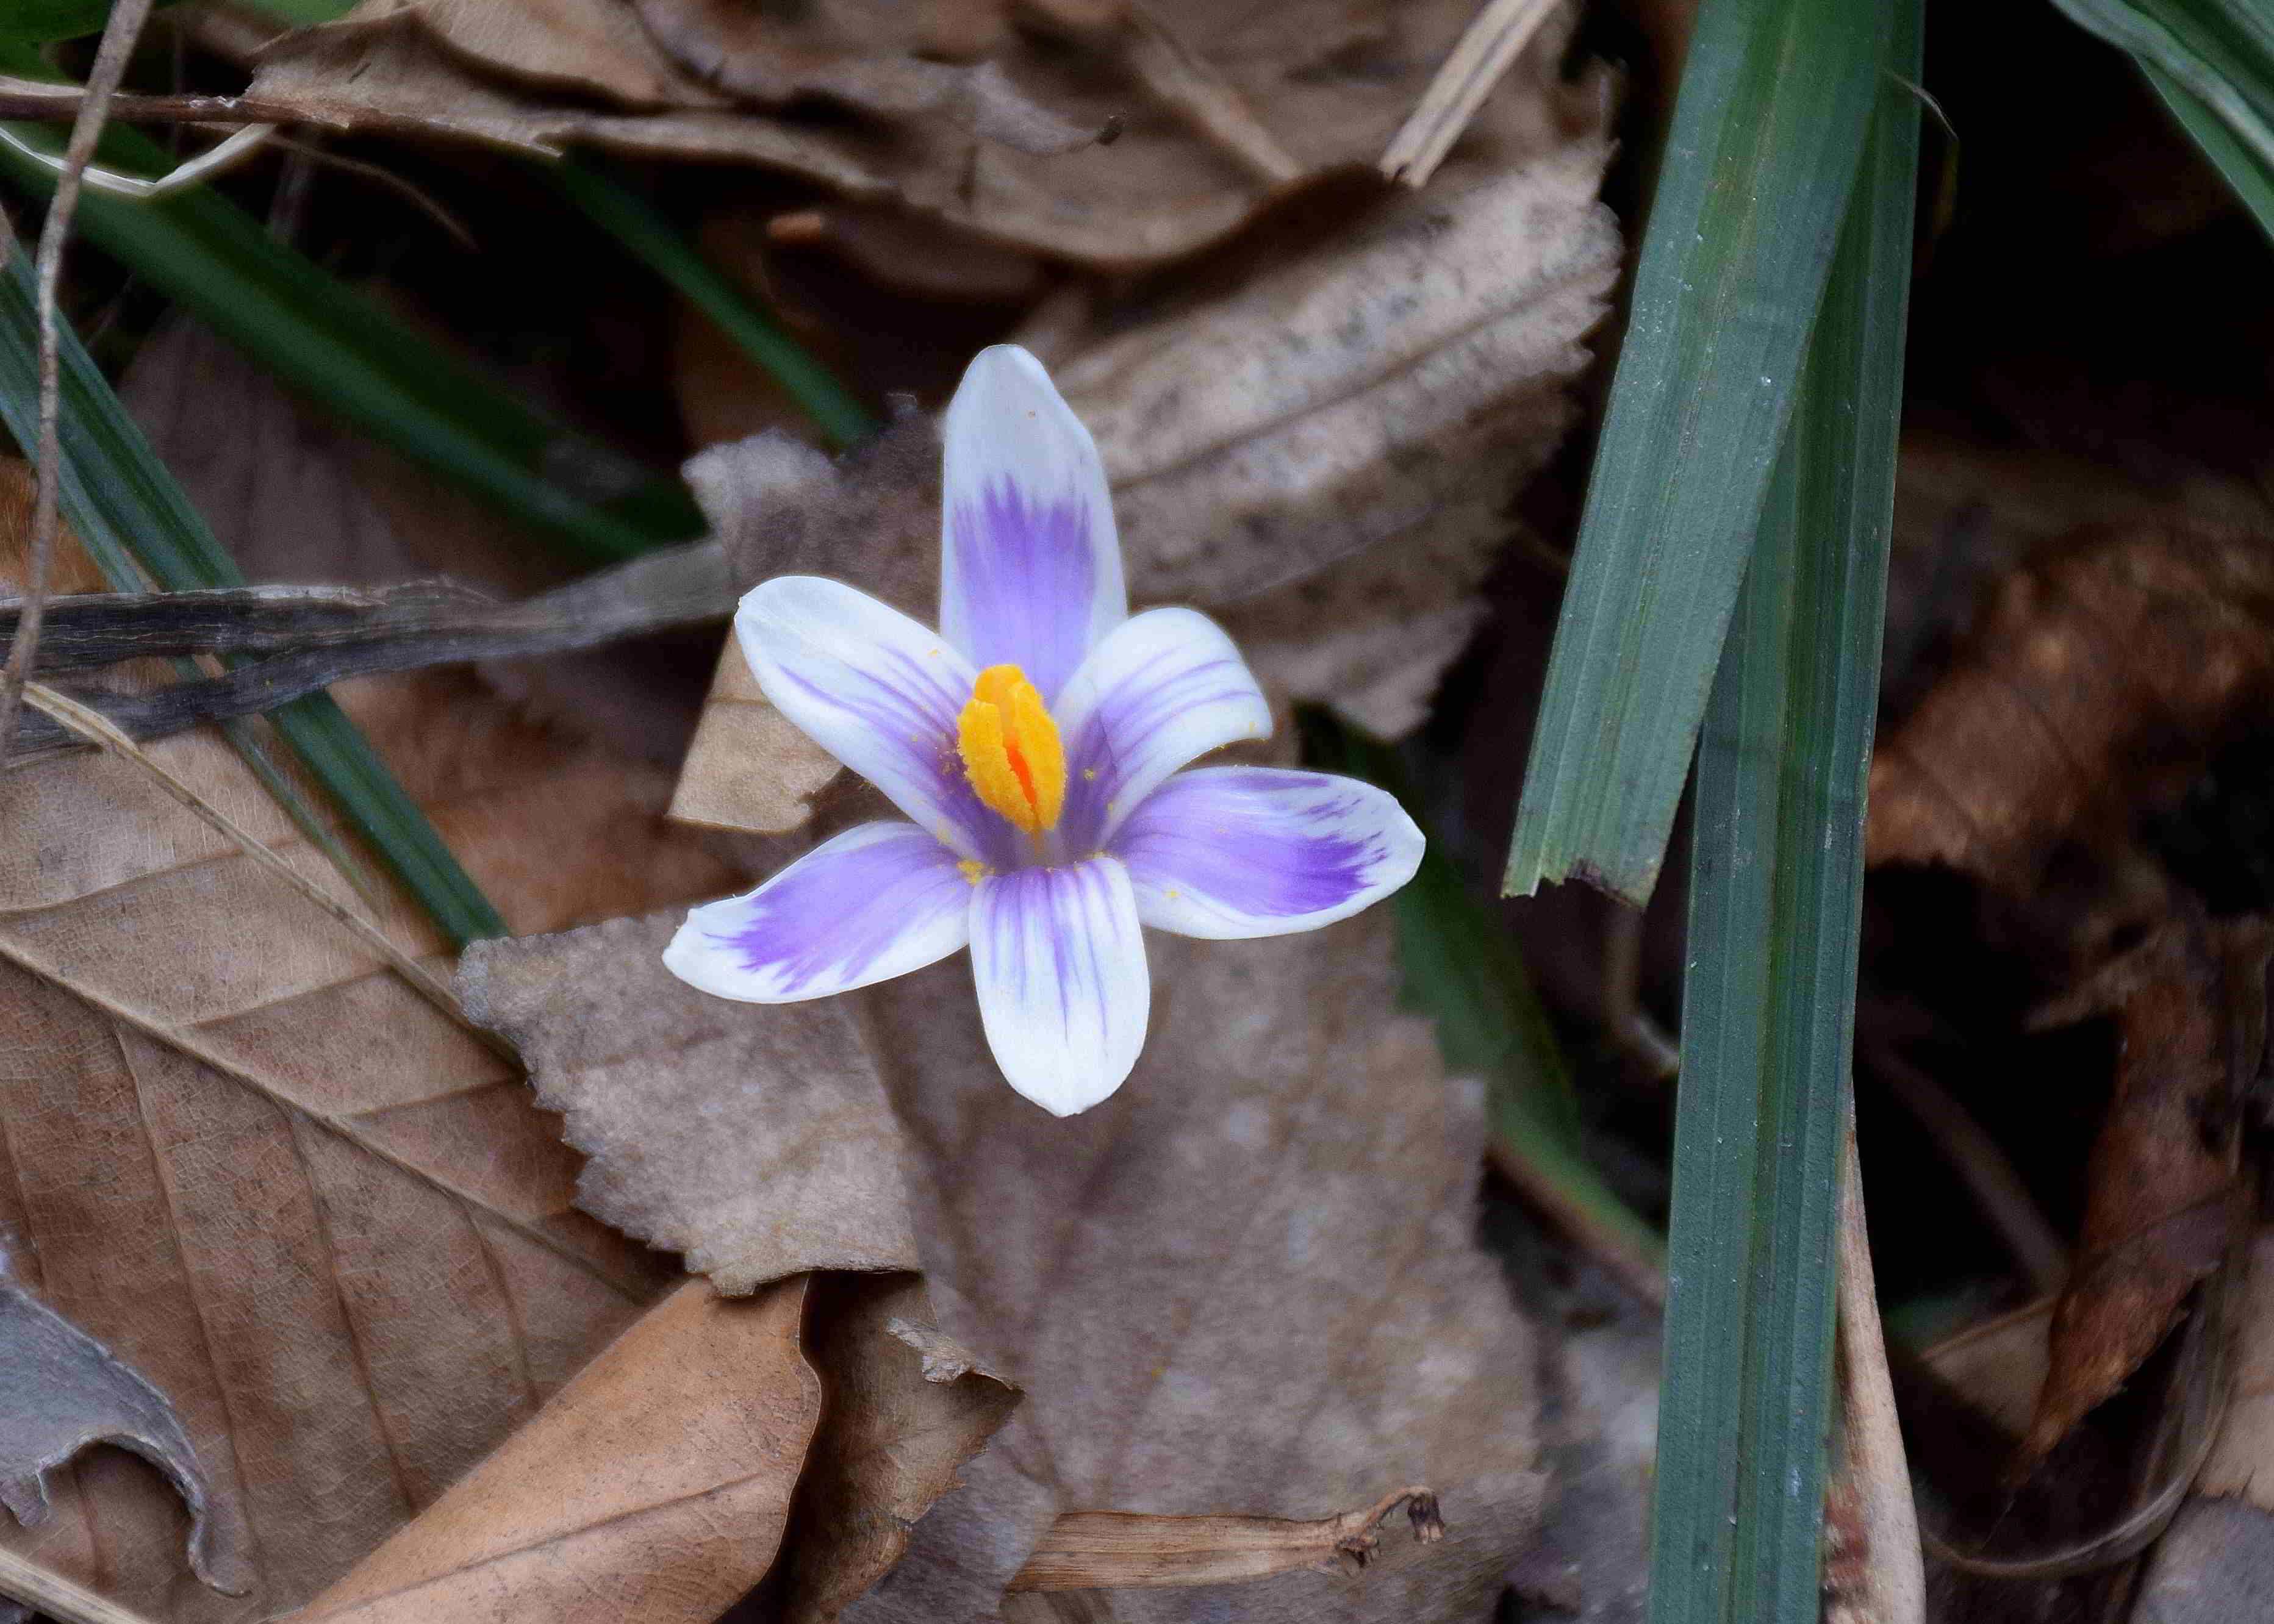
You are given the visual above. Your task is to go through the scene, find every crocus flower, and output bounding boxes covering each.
[664,345,1423,1115]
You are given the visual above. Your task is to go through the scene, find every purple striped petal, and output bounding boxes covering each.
[969,856,1149,1117]
[737,575,1012,865]
[1052,608,1272,850]
[941,345,1125,704]
[1113,768,1424,940]
[664,821,974,1002]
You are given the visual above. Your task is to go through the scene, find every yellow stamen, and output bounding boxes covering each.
[958,859,988,885]
[957,664,1066,833]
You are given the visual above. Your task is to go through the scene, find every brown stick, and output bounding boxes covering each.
[0,76,334,129]
[0,0,157,762]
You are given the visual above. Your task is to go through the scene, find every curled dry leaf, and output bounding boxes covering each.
[771,1274,1021,1624]
[1870,519,2274,907]
[2017,912,2262,1471]
[291,1279,819,1624]
[672,136,1618,829]
[237,0,1576,268]
[0,1276,240,1598]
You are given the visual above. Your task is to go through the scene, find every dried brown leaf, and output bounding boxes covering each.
[290,1278,820,1624]
[237,0,1586,268]
[0,391,749,1617]
[0,1278,238,1598]
[672,142,1616,829]
[459,909,919,1293]
[2017,914,2262,1468]
[1870,520,2274,904]
[773,1274,1020,1624]
[465,898,1541,1620]
[844,915,1540,1623]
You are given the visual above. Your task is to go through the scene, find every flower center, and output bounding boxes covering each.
[958,664,1066,835]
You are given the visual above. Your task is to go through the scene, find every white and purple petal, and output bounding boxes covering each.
[1051,607,1272,850]
[969,855,1149,1117]
[665,821,974,1003]
[1113,767,1424,940]
[736,574,1010,865]
[941,345,1125,704]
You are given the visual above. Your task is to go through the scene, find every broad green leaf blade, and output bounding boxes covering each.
[539,156,877,451]
[0,53,705,566]
[0,247,508,945]
[1503,0,1886,905]
[1646,7,1920,1621]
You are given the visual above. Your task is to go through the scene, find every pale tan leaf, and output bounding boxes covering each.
[290,1279,820,1624]
[235,0,1585,268]
[459,910,918,1294]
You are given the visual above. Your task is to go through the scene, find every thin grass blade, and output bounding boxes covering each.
[1647,6,1921,1619]
[0,245,507,945]
[0,44,705,565]
[1502,0,1886,906]
[539,156,877,451]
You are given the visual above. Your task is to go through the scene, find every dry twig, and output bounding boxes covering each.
[0,0,156,764]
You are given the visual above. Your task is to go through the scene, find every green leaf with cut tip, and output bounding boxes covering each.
[1645,3,1920,1619]
[1502,0,1885,906]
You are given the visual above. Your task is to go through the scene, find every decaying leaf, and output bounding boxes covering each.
[234,0,1580,269]
[1006,1487,1443,1591]
[848,914,1539,1622]
[773,1274,1022,1624]
[672,138,1618,829]
[1870,519,2274,908]
[0,1274,240,1598]
[2018,914,2264,1468]
[460,909,918,1293]
[291,1279,820,1623]
[462,898,1540,1620]
[0,381,753,1617]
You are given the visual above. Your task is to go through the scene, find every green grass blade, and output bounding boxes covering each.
[2051,0,2274,246]
[2146,63,2274,242]
[1646,5,1920,1619]
[0,246,508,945]
[1502,0,1887,906]
[539,156,877,451]
[0,47,705,566]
